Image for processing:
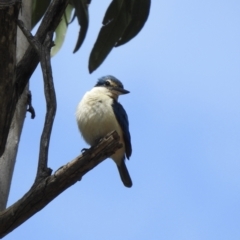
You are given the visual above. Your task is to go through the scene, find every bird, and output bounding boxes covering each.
[76,75,132,188]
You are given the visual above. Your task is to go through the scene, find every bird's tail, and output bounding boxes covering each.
[117,161,132,188]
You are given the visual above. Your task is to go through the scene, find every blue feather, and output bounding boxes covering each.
[112,100,132,159]
[95,75,124,89]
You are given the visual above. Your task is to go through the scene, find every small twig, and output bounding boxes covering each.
[36,32,56,181]
[17,20,42,52]
[18,20,56,182]
[26,90,35,119]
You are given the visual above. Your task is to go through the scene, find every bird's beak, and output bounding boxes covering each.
[112,86,130,95]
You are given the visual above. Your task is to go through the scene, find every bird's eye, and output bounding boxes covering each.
[105,81,111,86]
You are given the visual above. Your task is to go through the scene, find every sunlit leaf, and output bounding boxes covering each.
[51,4,74,57]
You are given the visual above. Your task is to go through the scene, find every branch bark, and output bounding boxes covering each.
[0,0,69,157]
[0,0,21,156]
[16,0,70,97]
[0,0,30,211]
[17,20,57,182]
[36,32,56,181]
[0,131,122,239]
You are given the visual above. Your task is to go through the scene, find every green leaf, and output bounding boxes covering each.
[32,0,51,29]
[116,0,151,47]
[88,0,151,73]
[51,4,74,57]
[71,0,90,53]
[88,0,132,73]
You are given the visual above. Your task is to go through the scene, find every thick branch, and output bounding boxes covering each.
[0,0,69,157]
[16,0,69,97]
[0,0,32,211]
[0,0,21,156]
[0,131,122,239]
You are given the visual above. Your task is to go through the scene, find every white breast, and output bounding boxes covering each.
[76,87,125,164]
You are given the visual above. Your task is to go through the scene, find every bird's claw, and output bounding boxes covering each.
[81,148,88,153]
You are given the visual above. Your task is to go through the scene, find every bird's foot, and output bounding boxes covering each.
[81,148,88,153]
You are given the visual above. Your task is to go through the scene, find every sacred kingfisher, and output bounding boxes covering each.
[76,75,132,188]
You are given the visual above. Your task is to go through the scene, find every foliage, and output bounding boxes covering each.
[32,0,151,72]
[0,1,151,236]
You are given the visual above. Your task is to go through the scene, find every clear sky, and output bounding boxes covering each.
[5,1,240,239]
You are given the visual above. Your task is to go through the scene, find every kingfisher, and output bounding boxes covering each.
[76,75,132,188]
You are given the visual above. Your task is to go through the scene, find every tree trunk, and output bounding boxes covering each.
[0,0,31,211]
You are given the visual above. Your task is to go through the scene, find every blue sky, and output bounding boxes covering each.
[5,1,240,239]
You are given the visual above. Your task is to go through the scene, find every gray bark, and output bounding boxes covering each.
[0,0,70,212]
[0,0,20,157]
[0,0,31,211]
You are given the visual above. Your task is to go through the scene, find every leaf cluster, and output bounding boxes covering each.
[32,0,151,73]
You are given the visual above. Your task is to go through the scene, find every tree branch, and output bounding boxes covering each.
[17,20,56,182]
[0,131,122,239]
[0,0,32,211]
[0,0,69,157]
[0,0,21,156]
[16,0,69,97]
[36,32,56,181]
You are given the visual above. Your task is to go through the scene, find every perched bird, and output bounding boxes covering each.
[76,75,132,187]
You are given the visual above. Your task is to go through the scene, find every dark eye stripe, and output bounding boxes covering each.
[105,81,111,86]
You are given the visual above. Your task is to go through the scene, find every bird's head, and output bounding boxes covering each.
[95,75,130,100]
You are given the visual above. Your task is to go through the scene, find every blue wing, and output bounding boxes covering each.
[112,100,132,159]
